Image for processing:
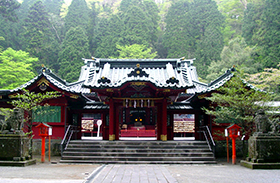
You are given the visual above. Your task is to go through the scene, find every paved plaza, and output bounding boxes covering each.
[0,157,279,183]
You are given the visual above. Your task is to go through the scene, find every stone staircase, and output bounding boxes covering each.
[60,140,216,164]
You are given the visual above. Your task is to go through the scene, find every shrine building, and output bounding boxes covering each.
[0,58,234,142]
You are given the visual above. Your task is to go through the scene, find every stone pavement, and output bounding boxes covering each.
[88,164,177,183]
[87,163,280,183]
[0,157,280,183]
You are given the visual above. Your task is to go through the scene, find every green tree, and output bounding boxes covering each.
[0,18,22,50]
[0,48,38,89]
[63,0,89,35]
[245,63,280,97]
[58,26,91,82]
[116,44,157,59]
[204,70,274,136]
[93,13,123,58]
[0,0,20,22]
[118,0,159,50]
[22,0,53,68]
[87,2,98,55]
[216,0,246,45]
[164,0,224,79]
[17,0,38,21]
[242,0,280,69]
[9,89,60,157]
[206,37,261,82]
[163,0,193,58]
[191,0,225,78]
[260,0,280,68]
[44,0,63,16]
[241,1,264,46]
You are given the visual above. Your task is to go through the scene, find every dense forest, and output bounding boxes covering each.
[0,0,280,94]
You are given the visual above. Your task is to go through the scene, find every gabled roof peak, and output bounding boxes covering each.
[83,58,196,69]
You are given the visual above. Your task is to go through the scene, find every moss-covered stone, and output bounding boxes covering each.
[248,134,280,163]
[0,134,30,161]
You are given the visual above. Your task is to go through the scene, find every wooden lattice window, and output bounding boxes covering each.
[33,106,61,123]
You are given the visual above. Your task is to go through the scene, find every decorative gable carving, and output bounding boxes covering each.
[128,64,149,77]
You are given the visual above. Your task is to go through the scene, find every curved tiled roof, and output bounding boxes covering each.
[2,58,258,106]
[193,68,235,94]
[9,68,90,94]
[83,58,195,89]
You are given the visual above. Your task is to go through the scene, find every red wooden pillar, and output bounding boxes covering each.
[194,112,200,140]
[161,98,167,141]
[156,105,162,140]
[115,105,120,140]
[41,136,46,162]
[167,113,174,140]
[101,113,109,140]
[109,98,115,141]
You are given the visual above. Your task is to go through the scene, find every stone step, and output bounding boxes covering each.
[61,155,215,162]
[59,159,217,164]
[64,148,211,153]
[68,140,207,145]
[60,140,216,164]
[62,151,214,157]
[66,145,210,150]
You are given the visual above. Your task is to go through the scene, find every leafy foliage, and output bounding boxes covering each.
[22,0,53,69]
[206,37,261,82]
[0,48,38,89]
[0,0,279,91]
[93,14,123,58]
[0,0,20,22]
[242,0,280,69]
[118,0,159,50]
[245,63,280,97]
[63,0,89,34]
[115,44,157,59]
[163,0,224,78]
[204,71,274,135]
[58,26,91,82]
[8,89,60,156]
[260,0,280,68]
[216,0,246,44]
[163,0,193,58]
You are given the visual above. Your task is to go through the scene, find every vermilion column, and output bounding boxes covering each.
[41,136,46,162]
[157,105,162,140]
[161,98,167,141]
[232,137,237,164]
[115,105,120,140]
[109,98,115,141]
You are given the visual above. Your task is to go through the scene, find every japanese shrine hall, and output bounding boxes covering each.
[0,58,234,141]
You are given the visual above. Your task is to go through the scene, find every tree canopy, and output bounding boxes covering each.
[0,0,279,86]
[116,44,157,59]
[58,26,90,82]
[0,48,38,89]
[204,69,275,135]
[0,0,20,22]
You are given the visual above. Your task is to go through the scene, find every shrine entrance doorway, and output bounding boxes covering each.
[120,107,156,138]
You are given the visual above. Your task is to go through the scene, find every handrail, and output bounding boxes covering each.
[60,125,75,155]
[198,126,216,155]
[205,126,215,147]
